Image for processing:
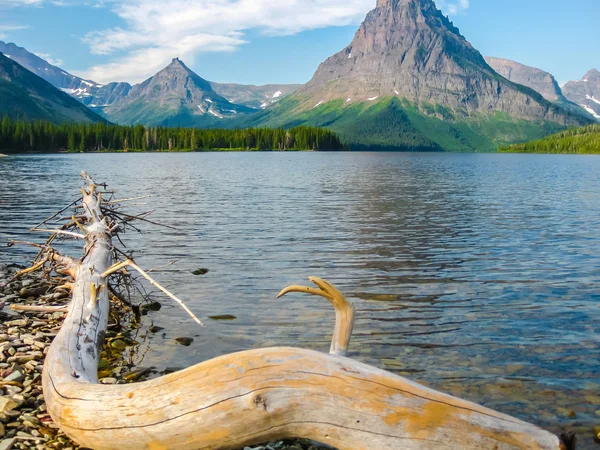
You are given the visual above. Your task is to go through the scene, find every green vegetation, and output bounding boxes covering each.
[500,124,600,154]
[0,117,344,153]
[240,96,567,152]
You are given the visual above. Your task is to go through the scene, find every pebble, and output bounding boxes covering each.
[0,438,16,450]
[4,371,24,383]
[0,263,331,450]
[0,398,17,415]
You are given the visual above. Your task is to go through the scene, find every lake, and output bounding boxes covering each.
[1,152,599,447]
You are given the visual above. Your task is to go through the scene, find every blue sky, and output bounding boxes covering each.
[0,0,597,87]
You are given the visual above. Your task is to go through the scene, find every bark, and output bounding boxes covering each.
[42,173,563,450]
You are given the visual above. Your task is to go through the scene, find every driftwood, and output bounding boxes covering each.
[37,173,564,450]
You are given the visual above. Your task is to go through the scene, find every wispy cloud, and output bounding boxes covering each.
[436,0,469,16]
[34,52,63,66]
[6,0,469,84]
[0,24,28,39]
[76,0,378,84]
[0,0,44,6]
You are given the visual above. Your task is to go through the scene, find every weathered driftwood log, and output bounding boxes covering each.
[42,173,564,450]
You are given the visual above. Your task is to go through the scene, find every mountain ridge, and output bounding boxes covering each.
[484,56,565,102]
[0,52,105,124]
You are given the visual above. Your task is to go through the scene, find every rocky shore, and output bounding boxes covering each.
[0,263,329,450]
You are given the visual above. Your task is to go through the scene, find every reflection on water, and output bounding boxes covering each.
[1,152,599,447]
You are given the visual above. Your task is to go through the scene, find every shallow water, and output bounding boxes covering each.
[1,152,599,447]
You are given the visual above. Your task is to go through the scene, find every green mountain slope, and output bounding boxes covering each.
[0,52,105,124]
[239,96,567,152]
[500,125,600,154]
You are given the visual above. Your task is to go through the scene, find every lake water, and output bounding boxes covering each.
[1,152,600,447]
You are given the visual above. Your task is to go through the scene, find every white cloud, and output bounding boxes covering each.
[0,24,28,39]
[75,0,378,84]
[435,0,469,16]
[34,52,63,66]
[0,0,462,84]
[0,0,43,6]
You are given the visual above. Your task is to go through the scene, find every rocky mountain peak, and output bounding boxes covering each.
[485,56,564,102]
[103,57,252,126]
[289,0,588,130]
[167,57,186,69]
[563,69,600,120]
[583,69,600,81]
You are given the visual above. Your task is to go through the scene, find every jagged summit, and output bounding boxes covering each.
[293,0,585,124]
[583,69,600,81]
[563,69,600,120]
[167,57,186,68]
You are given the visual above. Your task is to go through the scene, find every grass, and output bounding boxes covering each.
[238,96,570,152]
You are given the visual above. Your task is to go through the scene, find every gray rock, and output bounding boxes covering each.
[4,370,24,383]
[0,438,16,450]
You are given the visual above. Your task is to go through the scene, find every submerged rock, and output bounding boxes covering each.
[209,314,237,321]
[175,337,193,347]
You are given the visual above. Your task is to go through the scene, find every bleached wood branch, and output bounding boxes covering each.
[41,172,563,450]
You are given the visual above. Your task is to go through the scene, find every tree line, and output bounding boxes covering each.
[500,124,600,154]
[0,117,345,152]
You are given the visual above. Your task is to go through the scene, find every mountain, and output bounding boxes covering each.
[209,82,301,109]
[245,0,591,151]
[485,57,595,120]
[484,57,564,102]
[0,52,105,124]
[85,82,132,108]
[103,58,254,126]
[563,69,600,120]
[0,41,132,110]
[0,41,101,99]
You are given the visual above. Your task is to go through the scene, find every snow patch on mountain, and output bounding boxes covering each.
[368,96,379,101]
[586,95,600,106]
[60,87,92,97]
[272,90,282,98]
[208,109,223,118]
[582,105,600,119]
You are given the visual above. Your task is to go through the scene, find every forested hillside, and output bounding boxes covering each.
[0,117,344,152]
[500,125,600,154]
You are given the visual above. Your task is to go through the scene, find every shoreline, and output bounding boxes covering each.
[0,263,330,450]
